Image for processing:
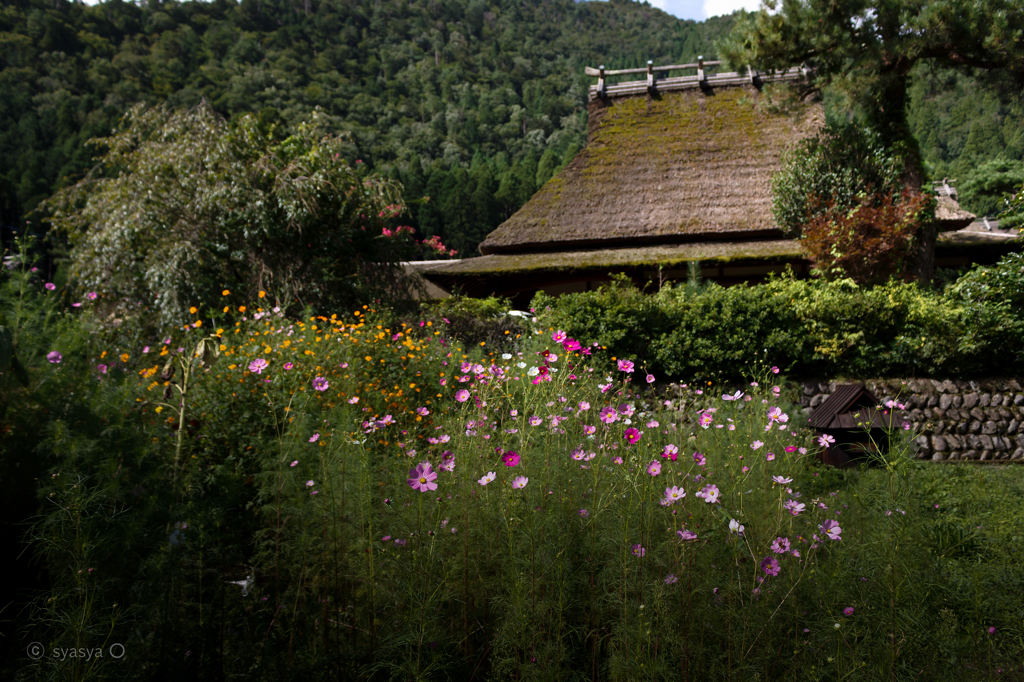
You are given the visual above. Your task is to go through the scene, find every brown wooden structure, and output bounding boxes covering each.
[809,383,906,467]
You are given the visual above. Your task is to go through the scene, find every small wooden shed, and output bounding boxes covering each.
[809,383,899,467]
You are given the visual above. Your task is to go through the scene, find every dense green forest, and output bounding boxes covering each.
[1,0,1022,259]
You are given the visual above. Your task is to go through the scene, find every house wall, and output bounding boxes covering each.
[797,379,1024,461]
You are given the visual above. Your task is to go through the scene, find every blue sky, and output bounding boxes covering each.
[651,0,760,21]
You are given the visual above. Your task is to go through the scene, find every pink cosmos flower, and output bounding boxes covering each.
[578,400,590,411]
[44,282,56,291]
[282,361,294,370]
[47,351,62,364]
[416,407,430,416]
[646,374,655,384]
[766,452,775,461]
[502,451,520,467]
[783,499,806,516]
[772,475,793,485]
[771,366,779,374]
[97,364,108,373]
[693,452,706,466]
[290,460,298,467]
[722,390,743,401]
[761,556,781,577]
[613,456,623,464]
[817,433,835,448]
[766,406,788,423]
[617,359,634,373]
[583,424,596,435]
[771,537,791,554]
[624,427,641,444]
[599,406,618,424]
[820,519,842,540]
[309,433,319,443]
[552,330,567,342]
[662,444,679,461]
[664,573,678,584]
[664,486,685,503]
[698,412,713,429]
[699,484,720,503]
[478,471,496,486]
[312,376,329,391]
[86,292,97,300]
[408,462,438,492]
[348,396,360,404]
[455,389,470,402]
[578,509,589,517]
[677,529,698,540]
[511,476,528,489]
[306,480,314,487]
[572,448,587,461]
[631,544,645,558]
[750,440,764,450]
[843,607,855,616]
[646,460,661,476]
[529,415,542,426]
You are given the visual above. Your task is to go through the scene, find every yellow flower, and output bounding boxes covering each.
[223,306,230,313]
[365,356,372,362]
[120,353,130,363]
[155,407,163,413]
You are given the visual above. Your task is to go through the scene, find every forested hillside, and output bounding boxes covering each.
[1,0,1021,258]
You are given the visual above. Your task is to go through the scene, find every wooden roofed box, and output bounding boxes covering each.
[809,383,907,468]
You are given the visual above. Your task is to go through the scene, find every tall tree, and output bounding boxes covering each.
[721,0,1024,150]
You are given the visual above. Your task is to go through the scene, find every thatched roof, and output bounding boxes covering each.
[478,84,824,256]
[933,181,975,232]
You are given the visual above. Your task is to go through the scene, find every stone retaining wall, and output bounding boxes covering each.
[797,379,1024,461]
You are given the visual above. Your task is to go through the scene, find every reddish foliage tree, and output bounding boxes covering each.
[801,189,934,285]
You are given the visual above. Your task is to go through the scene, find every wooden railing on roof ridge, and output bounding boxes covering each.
[586,56,811,100]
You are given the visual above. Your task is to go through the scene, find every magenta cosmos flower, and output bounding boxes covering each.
[820,519,842,540]
[552,330,567,342]
[511,476,528,489]
[631,544,645,558]
[312,376,329,391]
[47,351,62,363]
[501,451,520,467]
[86,292,97,300]
[677,528,698,540]
[248,358,268,374]
[761,556,781,577]
[783,499,806,516]
[771,537,791,554]
[283,362,294,370]
[617,359,634,373]
[843,607,855,616]
[624,427,641,444]
[662,444,679,461]
[44,282,56,291]
[599,406,618,424]
[408,462,438,492]
[646,460,661,476]
[455,389,470,402]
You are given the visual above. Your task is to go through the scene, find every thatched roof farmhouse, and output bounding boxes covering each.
[421,62,1008,303]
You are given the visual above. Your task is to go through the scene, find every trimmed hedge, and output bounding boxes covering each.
[529,264,1024,381]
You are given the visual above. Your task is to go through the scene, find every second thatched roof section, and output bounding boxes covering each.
[478,84,824,256]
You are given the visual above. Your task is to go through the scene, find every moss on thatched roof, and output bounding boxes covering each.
[478,85,823,256]
[430,239,805,277]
